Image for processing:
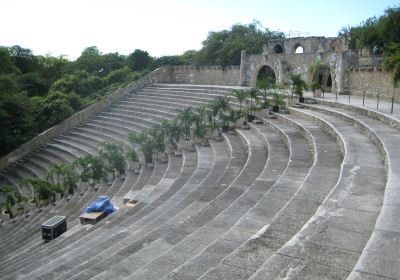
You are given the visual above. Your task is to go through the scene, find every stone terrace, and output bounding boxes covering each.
[0,82,399,280]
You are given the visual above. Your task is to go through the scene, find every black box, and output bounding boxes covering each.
[41,215,67,241]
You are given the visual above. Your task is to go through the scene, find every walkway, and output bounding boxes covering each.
[304,90,400,121]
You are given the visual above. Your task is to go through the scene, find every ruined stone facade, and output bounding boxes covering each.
[240,36,398,100]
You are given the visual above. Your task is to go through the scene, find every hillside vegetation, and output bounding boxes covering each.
[0,22,281,156]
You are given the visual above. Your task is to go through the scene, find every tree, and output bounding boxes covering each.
[195,21,284,66]
[0,185,25,217]
[8,45,39,74]
[177,107,196,140]
[126,49,151,71]
[0,47,20,75]
[98,141,126,177]
[40,90,83,127]
[21,177,60,203]
[290,74,308,98]
[47,163,66,189]
[383,43,400,87]
[232,89,247,115]
[74,46,102,74]
[256,77,275,109]
[160,119,183,151]
[246,88,259,119]
[0,90,37,155]
[73,155,92,183]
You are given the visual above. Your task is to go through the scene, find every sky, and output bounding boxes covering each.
[1,0,399,60]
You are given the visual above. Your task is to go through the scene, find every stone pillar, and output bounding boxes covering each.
[278,60,284,84]
[239,50,247,86]
[336,51,348,94]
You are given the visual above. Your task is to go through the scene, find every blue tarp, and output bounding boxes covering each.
[84,196,115,215]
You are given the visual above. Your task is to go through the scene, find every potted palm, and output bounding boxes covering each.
[0,185,18,220]
[270,88,287,113]
[310,81,320,97]
[246,88,258,121]
[290,73,308,103]
[126,148,141,174]
[256,77,275,109]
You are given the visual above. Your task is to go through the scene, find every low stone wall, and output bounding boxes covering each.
[0,67,167,170]
[347,69,398,101]
[153,65,240,86]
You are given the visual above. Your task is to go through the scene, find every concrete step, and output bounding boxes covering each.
[15,135,234,278]
[250,107,386,279]
[301,104,400,280]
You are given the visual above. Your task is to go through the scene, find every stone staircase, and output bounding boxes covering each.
[0,83,398,280]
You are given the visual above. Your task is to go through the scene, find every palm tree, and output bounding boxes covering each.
[246,88,259,121]
[148,126,167,160]
[88,155,107,185]
[217,96,232,131]
[0,185,24,218]
[73,155,92,183]
[256,77,274,109]
[290,73,308,101]
[60,164,79,195]
[161,119,183,151]
[98,141,126,178]
[177,107,195,140]
[192,105,209,144]
[47,163,66,190]
[231,89,248,117]
[21,177,59,204]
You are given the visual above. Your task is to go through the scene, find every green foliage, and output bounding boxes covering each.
[339,6,400,84]
[196,21,284,66]
[310,81,320,92]
[383,43,400,86]
[308,61,330,76]
[0,184,26,216]
[177,107,196,139]
[290,74,307,97]
[0,44,147,156]
[0,90,37,155]
[125,148,139,162]
[98,141,126,175]
[21,177,60,202]
[126,49,152,71]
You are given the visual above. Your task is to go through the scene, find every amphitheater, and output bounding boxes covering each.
[0,37,399,280]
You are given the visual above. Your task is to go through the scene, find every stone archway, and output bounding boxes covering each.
[256,65,276,84]
[312,68,333,92]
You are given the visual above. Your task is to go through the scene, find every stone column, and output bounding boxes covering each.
[278,60,284,84]
[336,51,347,94]
[239,50,247,86]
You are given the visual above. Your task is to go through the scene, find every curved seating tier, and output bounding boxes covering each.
[0,83,398,280]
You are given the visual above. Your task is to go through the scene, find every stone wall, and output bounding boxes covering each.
[347,69,399,101]
[153,65,240,86]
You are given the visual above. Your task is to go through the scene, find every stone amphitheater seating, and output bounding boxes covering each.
[0,82,399,280]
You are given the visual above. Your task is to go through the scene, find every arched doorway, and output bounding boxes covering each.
[313,69,333,92]
[256,65,276,84]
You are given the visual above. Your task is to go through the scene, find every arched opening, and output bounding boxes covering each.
[294,43,304,54]
[327,74,332,88]
[256,65,276,85]
[313,70,333,92]
[273,44,284,54]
